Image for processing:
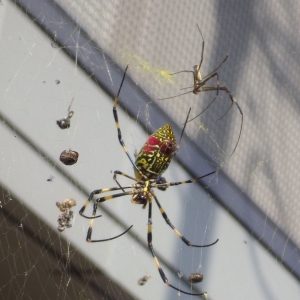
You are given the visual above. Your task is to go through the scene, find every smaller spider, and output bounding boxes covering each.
[79,65,218,296]
[160,23,243,157]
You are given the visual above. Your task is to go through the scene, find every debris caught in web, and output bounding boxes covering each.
[56,198,76,232]
[138,274,151,286]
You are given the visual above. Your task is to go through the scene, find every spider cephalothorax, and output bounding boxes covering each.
[131,181,153,208]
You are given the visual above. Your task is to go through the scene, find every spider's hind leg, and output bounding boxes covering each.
[151,191,218,247]
[147,196,205,296]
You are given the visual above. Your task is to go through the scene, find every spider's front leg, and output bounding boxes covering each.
[80,185,137,220]
[113,170,137,181]
[79,187,121,219]
[113,170,143,194]
[79,187,134,242]
[112,65,142,176]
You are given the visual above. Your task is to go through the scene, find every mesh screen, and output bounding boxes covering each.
[53,0,300,248]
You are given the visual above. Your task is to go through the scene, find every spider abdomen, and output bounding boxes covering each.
[135,124,176,179]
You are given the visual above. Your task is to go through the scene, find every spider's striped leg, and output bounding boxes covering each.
[87,224,133,243]
[153,171,219,247]
[113,170,138,181]
[80,169,139,219]
[81,189,135,243]
[153,171,216,190]
[151,191,218,247]
[112,65,142,177]
[79,186,132,218]
[113,170,139,193]
[147,197,205,296]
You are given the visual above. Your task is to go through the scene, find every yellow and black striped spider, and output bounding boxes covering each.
[79,65,218,296]
[160,23,243,157]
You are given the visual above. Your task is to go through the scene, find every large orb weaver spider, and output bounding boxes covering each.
[160,23,243,157]
[79,65,218,296]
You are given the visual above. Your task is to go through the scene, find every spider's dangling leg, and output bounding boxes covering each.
[147,197,206,296]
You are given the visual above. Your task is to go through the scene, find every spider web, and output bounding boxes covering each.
[0,1,300,300]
